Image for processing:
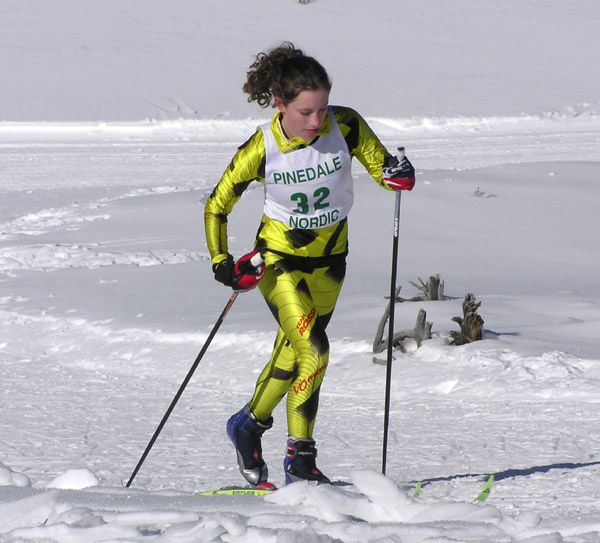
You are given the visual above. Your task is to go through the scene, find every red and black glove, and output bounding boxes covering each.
[212,250,265,291]
[382,148,415,191]
[232,250,265,291]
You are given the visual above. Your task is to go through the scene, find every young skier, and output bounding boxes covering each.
[204,42,415,486]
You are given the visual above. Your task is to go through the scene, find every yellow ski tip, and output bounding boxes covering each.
[475,474,494,502]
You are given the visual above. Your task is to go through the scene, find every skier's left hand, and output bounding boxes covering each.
[382,153,415,191]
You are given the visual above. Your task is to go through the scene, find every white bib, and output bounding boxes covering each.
[261,111,353,230]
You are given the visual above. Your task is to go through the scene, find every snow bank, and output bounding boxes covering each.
[2,110,600,144]
[0,465,540,542]
[47,469,99,490]
[0,462,31,487]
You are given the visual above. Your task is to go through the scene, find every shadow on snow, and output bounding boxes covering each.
[416,460,600,488]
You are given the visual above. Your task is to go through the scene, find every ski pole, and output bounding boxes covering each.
[125,291,238,488]
[125,252,263,488]
[381,148,405,475]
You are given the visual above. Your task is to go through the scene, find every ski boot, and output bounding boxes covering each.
[284,437,331,485]
[226,404,273,486]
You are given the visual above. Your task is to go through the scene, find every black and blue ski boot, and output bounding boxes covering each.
[226,404,273,486]
[284,437,331,485]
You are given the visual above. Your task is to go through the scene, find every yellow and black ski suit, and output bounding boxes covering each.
[205,106,392,439]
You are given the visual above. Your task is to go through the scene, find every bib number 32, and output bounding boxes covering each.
[290,187,330,214]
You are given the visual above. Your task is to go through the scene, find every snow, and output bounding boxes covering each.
[1,1,600,541]
[46,469,99,490]
[2,0,600,121]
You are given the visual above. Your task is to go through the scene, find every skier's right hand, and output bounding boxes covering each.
[212,254,235,287]
[212,251,265,291]
[232,250,265,291]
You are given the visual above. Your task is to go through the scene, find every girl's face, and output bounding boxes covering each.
[275,88,330,141]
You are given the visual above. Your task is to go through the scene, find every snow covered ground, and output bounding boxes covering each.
[2,0,600,122]
[1,1,600,541]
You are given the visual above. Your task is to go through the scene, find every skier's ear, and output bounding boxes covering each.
[274,96,286,114]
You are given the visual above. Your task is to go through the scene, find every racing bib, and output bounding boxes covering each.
[261,110,353,230]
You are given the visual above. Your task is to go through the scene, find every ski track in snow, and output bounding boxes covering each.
[1,116,600,541]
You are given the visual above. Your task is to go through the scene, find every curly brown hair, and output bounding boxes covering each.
[243,42,332,107]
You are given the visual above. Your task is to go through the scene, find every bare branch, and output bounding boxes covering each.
[408,274,445,301]
[373,308,432,354]
[373,285,401,352]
